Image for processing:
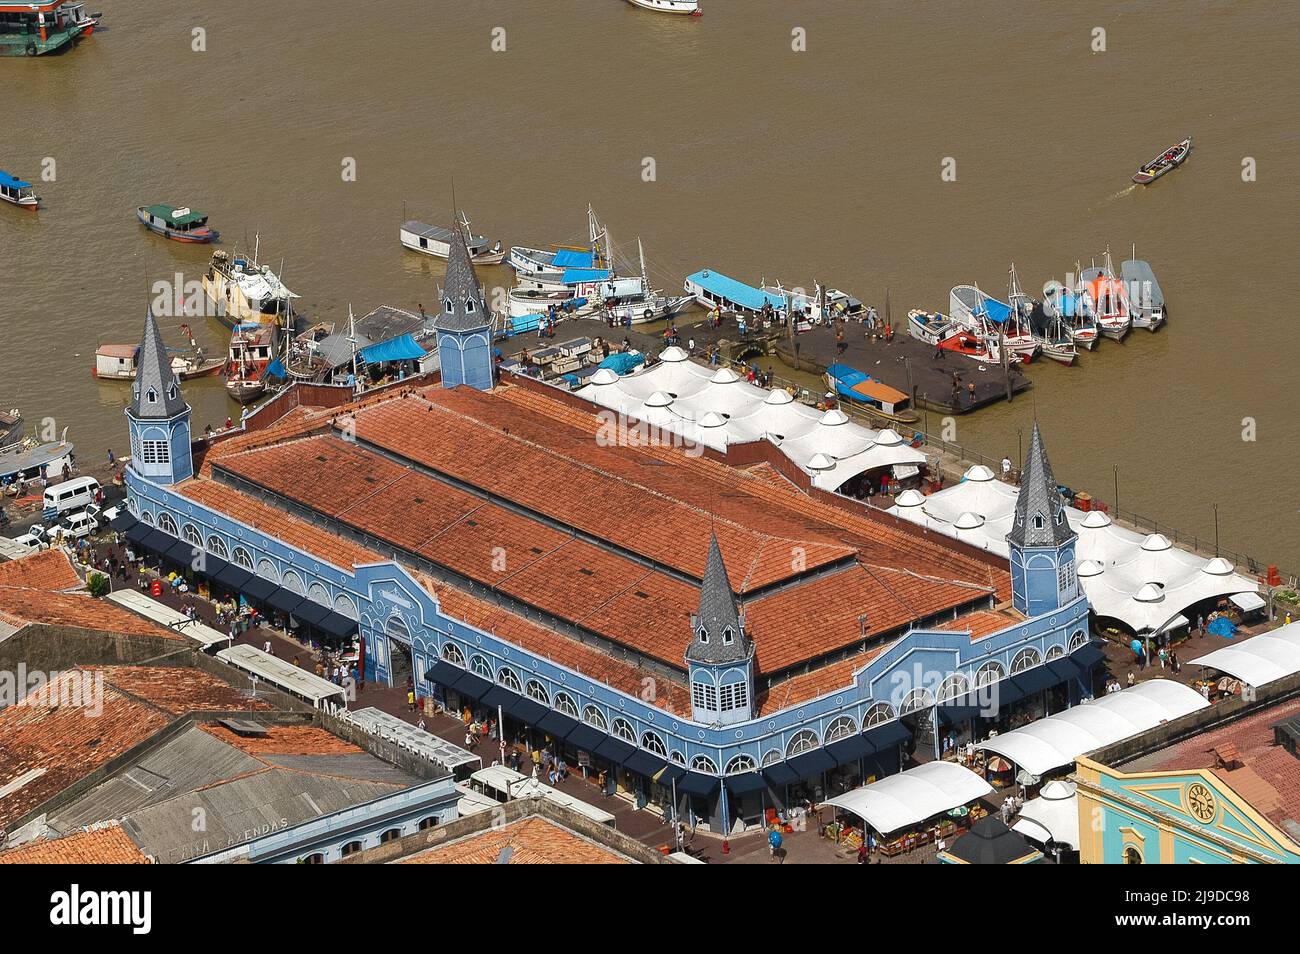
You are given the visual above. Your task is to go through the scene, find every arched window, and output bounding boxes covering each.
[1068,630,1088,652]
[341,841,363,857]
[205,535,228,560]
[761,749,783,767]
[864,702,896,727]
[582,706,607,731]
[334,594,358,620]
[691,754,718,774]
[938,673,970,703]
[555,692,578,717]
[977,661,1006,687]
[280,569,304,594]
[308,582,330,606]
[418,816,440,831]
[140,510,155,525]
[641,731,667,756]
[786,729,819,757]
[301,853,325,865]
[1045,644,1065,660]
[127,497,138,516]
[182,523,202,547]
[231,546,253,569]
[158,512,178,536]
[441,642,465,666]
[900,688,934,714]
[379,828,402,844]
[612,717,635,743]
[470,654,492,678]
[669,750,686,766]
[256,558,279,583]
[1123,846,1143,865]
[525,680,550,705]
[1011,647,1042,673]
[825,716,858,742]
[725,754,756,775]
[497,667,522,692]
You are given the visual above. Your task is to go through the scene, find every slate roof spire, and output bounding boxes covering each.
[1007,422,1075,548]
[434,212,491,333]
[130,308,187,420]
[686,533,752,665]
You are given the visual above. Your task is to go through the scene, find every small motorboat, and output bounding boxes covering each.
[137,204,219,243]
[824,363,919,426]
[625,0,702,14]
[1133,136,1192,184]
[938,330,1003,364]
[0,171,39,210]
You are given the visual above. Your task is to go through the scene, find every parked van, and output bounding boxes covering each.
[44,509,100,543]
[42,477,101,516]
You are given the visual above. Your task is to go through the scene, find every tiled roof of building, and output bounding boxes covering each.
[935,608,1027,641]
[399,815,631,864]
[1132,695,1300,836]
[0,666,269,829]
[199,723,363,756]
[0,586,180,639]
[0,549,83,590]
[757,648,889,716]
[0,823,149,865]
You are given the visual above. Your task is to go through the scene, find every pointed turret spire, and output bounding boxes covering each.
[434,213,491,333]
[686,534,752,665]
[130,308,187,420]
[1007,423,1074,548]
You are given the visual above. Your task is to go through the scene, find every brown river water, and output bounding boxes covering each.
[2,0,1298,571]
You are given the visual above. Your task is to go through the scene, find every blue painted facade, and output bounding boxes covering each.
[1076,760,1300,864]
[436,327,493,391]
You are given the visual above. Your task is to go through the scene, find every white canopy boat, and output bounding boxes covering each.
[1120,244,1166,331]
[907,309,959,346]
[400,212,505,265]
[1045,274,1099,350]
[1079,248,1132,341]
[625,0,701,14]
[949,284,1038,363]
[1010,263,1074,366]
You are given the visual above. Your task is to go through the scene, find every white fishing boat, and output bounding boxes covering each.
[761,282,871,323]
[1079,248,1132,341]
[1044,279,1098,351]
[949,284,1038,363]
[625,0,701,15]
[202,238,299,329]
[1120,245,1166,331]
[92,343,223,381]
[0,171,39,210]
[907,309,960,346]
[225,323,281,404]
[400,212,505,265]
[1009,264,1075,366]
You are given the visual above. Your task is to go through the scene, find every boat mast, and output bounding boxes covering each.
[347,304,359,395]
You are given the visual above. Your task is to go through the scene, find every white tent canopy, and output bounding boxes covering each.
[1011,779,1079,849]
[574,353,924,489]
[1188,621,1300,687]
[889,466,1259,631]
[823,761,993,835]
[216,643,347,709]
[976,679,1209,776]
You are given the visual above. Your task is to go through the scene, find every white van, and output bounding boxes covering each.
[43,477,101,516]
[45,510,100,542]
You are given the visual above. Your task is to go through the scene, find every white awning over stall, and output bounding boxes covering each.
[1189,621,1300,687]
[823,761,992,835]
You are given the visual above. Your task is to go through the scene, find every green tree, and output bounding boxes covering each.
[87,572,110,598]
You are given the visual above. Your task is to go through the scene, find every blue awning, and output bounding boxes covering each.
[294,601,331,626]
[566,724,605,752]
[424,660,463,686]
[1046,656,1082,681]
[677,771,720,797]
[762,762,800,787]
[826,734,876,766]
[536,710,579,738]
[724,771,768,796]
[1014,665,1059,695]
[786,749,836,778]
[561,267,611,284]
[242,576,278,601]
[1071,643,1106,670]
[624,750,667,777]
[481,686,514,709]
[863,720,911,751]
[0,171,31,189]
[450,671,492,701]
[552,248,594,269]
[504,696,548,725]
[359,333,426,364]
[594,737,636,763]
[266,588,304,615]
[319,612,357,638]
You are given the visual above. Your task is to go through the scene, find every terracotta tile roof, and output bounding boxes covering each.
[399,815,630,864]
[0,666,270,829]
[936,609,1026,641]
[178,479,384,571]
[744,563,990,673]
[0,586,180,639]
[1141,695,1300,835]
[199,723,362,756]
[0,549,83,590]
[757,649,887,716]
[0,823,149,865]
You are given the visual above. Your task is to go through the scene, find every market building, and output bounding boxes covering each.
[114,224,1107,835]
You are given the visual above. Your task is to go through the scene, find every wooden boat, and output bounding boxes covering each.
[1133,136,1191,184]
[0,171,39,209]
[400,212,506,265]
[0,410,23,453]
[625,0,701,14]
[202,242,298,328]
[225,323,280,403]
[93,343,223,381]
[907,309,959,346]
[1120,245,1166,331]
[1080,249,1132,341]
[937,330,1003,364]
[0,2,98,56]
[684,269,786,318]
[949,284,1037,363]
[824,363,919,425]
[1010,264,1074,366]
[1044,279,1098,351]
[137,204,219,243]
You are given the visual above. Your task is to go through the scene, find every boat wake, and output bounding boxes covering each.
[1106,184,1139,202]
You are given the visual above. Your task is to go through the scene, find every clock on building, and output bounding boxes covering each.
[1185,782,1217,824]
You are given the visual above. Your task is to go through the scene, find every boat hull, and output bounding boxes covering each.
[625,0,701,13]
[136,208,218,243]
[400,224,506,265]
[1133,137,1192,184]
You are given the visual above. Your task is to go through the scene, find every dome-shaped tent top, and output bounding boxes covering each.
[698,411,727,428]
[588,367,620,385]
[1077,559,1104,578]
[819,408,850,426]
[644,390,673,408]
[1134,582,1164,603]
[764,388,794,405]
[875,428,904,446]
[964,464,994,482]
[1141,533,1172,552]
[954,512,985,530]
[1080,510,1112,528]
[659,346,688,362]
[709,366,741,384]
[1202,557,1234,576]
[806,452,835,471]
[895,489,925,508]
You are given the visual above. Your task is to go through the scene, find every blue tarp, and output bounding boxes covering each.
[265,359,286,380]
[0,171,31,189]
[552,248,595,269]
[686,269,786,313]
[359,333,425,364]
[825,362,869,400]
[597,352,645,374]
[561,268,611,285]
[975,296,1013,324]
[1207,616,1237,639]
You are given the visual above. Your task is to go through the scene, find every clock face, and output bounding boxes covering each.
[1186,782,1217,824]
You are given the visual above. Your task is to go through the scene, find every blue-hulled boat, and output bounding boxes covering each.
[0,170,39,210]
[824,362,918,425]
